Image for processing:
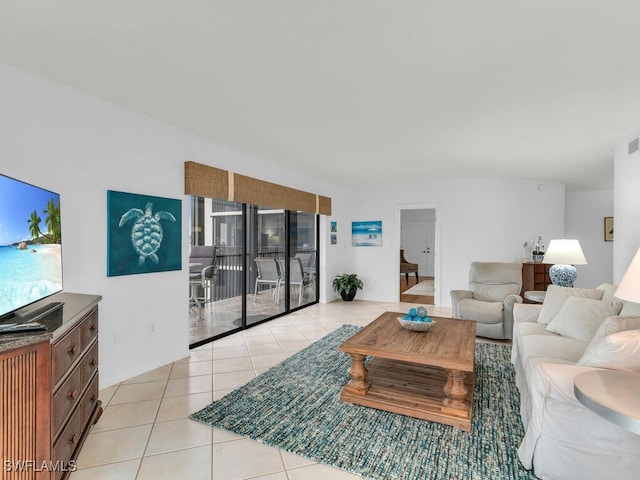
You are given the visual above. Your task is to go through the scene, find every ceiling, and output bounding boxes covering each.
[2,1,640,191]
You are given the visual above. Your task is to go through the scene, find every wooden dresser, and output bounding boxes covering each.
[521,263,552,302]
[0,292,102,480]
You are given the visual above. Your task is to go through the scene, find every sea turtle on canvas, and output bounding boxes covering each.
[119,202,176,265]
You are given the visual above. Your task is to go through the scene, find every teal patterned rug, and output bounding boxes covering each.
[190,325,536,480]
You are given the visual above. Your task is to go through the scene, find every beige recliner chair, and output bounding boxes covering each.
[450,262,523,339]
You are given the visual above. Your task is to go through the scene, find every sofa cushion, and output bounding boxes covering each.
[458,298,503,324]
[517,321,551,336]
[520,333,588,367]
[537,285,603,325]
[545,297,623,343]
[586,315,640,348]
[577,330,640,371]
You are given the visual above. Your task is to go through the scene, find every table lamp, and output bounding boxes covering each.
[614,247,640,303]
[543,239,587,287]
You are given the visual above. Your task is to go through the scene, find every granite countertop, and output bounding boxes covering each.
[0,331,53,352]
[0,292,101,354]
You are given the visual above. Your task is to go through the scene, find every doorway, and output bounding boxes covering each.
[400,208,437,305]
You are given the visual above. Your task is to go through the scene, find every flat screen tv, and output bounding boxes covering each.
[0,173,63,321]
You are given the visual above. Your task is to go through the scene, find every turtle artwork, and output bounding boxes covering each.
[119,202,177,265]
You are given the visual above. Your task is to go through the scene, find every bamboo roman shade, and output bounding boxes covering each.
[184,161,332,215]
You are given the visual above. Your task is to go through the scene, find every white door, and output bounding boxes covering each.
[402,220,435,277]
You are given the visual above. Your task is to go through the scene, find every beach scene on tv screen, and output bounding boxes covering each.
[0,175,62,317]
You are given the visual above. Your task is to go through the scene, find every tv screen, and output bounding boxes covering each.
[0,173,62,320]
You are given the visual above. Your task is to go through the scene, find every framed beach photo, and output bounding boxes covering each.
[604,217,613,242]
[352,221,382,246]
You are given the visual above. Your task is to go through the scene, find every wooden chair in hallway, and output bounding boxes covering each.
[400,249,419,284]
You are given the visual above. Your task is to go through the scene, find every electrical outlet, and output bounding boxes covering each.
[149,323,156,334]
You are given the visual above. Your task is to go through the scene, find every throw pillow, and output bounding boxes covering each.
[536,285,603,325]
[545,297,623,342]
[587,315,640,349]
[577,330,640,371]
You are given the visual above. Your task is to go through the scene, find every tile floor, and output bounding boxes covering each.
[71,300,452,480]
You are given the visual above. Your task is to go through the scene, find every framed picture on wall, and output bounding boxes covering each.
[604,217,614,242]
[107,190,182,276]
[352,220,382,246]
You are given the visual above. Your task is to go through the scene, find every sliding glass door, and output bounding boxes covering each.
[189,197,319,347]
[287,211,318,308]
[246,205,286,326]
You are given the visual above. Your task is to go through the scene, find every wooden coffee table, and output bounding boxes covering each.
[339,311,476,431]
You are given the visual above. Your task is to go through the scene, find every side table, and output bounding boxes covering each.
[524,290,546,304]
[574,370,640,435]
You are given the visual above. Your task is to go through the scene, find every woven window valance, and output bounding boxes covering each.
[184,161,332,215]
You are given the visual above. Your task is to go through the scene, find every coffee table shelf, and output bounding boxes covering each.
[339,312,476,431]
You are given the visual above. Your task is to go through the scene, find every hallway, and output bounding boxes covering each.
[399,275,434,305]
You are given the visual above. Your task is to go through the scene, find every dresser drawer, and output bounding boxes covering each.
[52,362,83,438]
[52,324,82,387]
[81,341,98,385]
[80,308,99,350]
[53,403,84,480]
[82,373,100,427]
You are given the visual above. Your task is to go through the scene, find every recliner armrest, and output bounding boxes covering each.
[450,290,473,317]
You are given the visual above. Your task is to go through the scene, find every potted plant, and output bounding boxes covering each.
[532,235,545,263]
[332,273,363,301]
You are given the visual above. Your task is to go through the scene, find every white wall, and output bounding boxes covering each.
[565,190,614,287]
[0,63,340,387]
[614,131,640,281]
[343,178,566,305]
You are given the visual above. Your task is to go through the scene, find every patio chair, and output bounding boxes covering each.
[281,257,314,305]
[189,245,217,309]
[254,257,282,304]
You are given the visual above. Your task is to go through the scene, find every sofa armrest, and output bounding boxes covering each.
[533,362,599,402]
[513,303,541,324]
[450,290,472,318]
[502,294,522,340]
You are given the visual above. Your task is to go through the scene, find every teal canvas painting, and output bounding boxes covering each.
[107,190,182,277]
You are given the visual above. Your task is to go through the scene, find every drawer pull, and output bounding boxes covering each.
[90,324,97,333]
[90,359,97,368]
[68,345,78,356]
[67,389,78,400]
[69,433,78,445]
[91,394,97,403]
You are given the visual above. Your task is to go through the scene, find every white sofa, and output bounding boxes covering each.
[511,283,640,480]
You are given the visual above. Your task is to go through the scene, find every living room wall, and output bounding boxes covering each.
[614,130,640,280]
[340,178,566,305]
[0,63,339,387]
[565,190,614,288]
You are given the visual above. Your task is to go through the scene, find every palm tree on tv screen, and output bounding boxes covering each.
[43,198,61,244]
[28,210,42,240]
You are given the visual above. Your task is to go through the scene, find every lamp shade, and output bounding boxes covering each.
[542,239,587,265]
[615,247,640,303]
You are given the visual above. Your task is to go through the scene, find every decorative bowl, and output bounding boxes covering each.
[397,317,436,332]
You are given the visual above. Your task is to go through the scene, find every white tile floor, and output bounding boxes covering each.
[71,300,452,480]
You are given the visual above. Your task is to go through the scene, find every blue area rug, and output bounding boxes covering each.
[190,325,536,479]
